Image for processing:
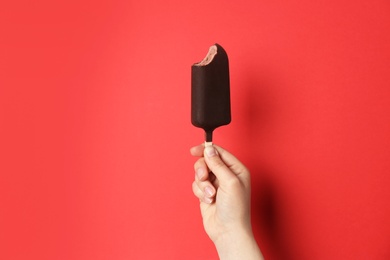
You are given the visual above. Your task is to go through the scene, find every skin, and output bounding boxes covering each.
[191,143,264,260]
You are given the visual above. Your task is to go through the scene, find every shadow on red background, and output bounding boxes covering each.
[241,69,293,259]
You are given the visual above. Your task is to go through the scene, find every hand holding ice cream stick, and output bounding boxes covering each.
[191,143,263,260]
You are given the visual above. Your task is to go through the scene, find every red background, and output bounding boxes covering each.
[1,0,390,259]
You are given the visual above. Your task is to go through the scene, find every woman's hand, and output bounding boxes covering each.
[191,143,263,260]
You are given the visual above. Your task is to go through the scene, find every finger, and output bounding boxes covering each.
[192,181,214,204]
[194,173,216,199]
[203,145,239,184]
[212,145,249,178]
[194,158,216,199]
[194,157,209,181]
[190,143,205,157]
[192,181,203,201]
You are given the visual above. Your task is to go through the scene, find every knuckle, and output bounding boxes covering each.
[192,182,201,198]
[225,176,241,188]
[192,181,198,192]
[194,158,206,170]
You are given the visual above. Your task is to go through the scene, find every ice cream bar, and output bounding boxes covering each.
[191,44,231,144]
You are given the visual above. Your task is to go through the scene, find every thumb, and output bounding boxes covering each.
[203,145,238,184]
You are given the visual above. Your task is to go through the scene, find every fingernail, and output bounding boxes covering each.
[205,146,217,158]
[204,197,213,204]
[205,186,214,197]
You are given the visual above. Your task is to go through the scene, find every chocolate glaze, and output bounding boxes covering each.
[191,44,231,142]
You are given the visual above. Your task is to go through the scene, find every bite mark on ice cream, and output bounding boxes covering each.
[194,45,218,66]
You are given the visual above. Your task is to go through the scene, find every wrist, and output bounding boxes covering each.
[214,227,263,260]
